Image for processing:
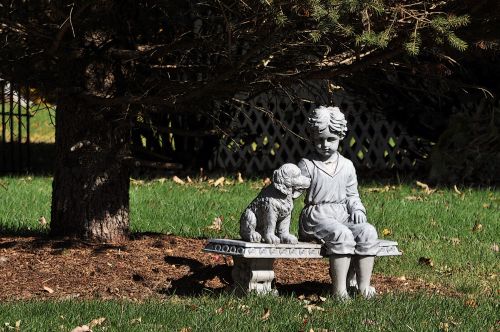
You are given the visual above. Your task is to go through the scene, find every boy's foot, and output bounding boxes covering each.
[359,286,376,299]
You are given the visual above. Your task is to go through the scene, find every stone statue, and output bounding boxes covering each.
[298,106,378,299]
[240,163,310,244]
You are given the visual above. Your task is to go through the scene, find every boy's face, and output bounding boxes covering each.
[313,131,340,159]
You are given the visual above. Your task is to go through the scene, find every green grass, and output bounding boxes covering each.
[0,104,55,143]
[0,293,498,332]
[29,105,55,143]
[0,177,498,297]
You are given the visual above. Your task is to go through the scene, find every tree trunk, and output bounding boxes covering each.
[50,98,131,242]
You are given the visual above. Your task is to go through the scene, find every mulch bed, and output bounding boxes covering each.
[0,234,456,301]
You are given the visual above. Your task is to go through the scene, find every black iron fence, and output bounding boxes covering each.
[0,80,31,173]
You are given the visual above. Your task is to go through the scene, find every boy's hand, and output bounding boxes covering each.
[352,211,367,224]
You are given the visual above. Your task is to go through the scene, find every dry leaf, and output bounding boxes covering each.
[179,328,192,332]
[453,185,462,195]
[237,172,244,183]
[397,275,406,281]
[405,195,422,201]
[439,322,449,332]
[238,304,250,314]
[215,307,224,314]
[130,317,142,324]
[186,176,193,183]
[89,318,106,328]
[38,216,47,227]
[491,243,499,252]
[416,181,436,194]
[15,320,20,330]
[482,203,491,209]
[157,178,167,184]
[450,238,460,246]
[263,177,271,186]
[304,304,325,314]
[366,185,394,193]
[43,286,55,294]
[261,308,271,321]
[130,178,145,186]
[418,257,434,267]
[172,176,185,185]
[472,223,483,232]
[382,228,392,237]
[213,177,225,187]
[70,325,91,332]
[464,298,478,308]
[207,216,223,232]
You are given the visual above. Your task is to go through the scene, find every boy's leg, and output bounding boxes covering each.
[329,254,351,300]
[354,255,376,298]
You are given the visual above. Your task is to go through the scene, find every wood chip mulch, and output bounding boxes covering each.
[0,234,458,302]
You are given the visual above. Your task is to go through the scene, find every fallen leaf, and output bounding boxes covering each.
[382,228,392,237]
[157,178,167,184]
[464,298,478,308]
[491,243,499,252]
[416,181,436,195]
[450,238,460,246]
[43,286,55,294]
[89,318,106,328]
[207,216,223,232]
[472,223,483,232]
[238,304,250,314]
[397,275,406,281]
[38,216,47,227]
[418,257,434,267]
[453,185,462,195]
[366,185,394,193]
[15,320,20,330]
[213,177,225,187]
[130,317,142,324]
[172,176,185,185]
[237,172,244,183]
[405,195,422,201]
[130,178,145,186]
[70,325,91,332]
[0,256,8,263]
[304,304,325,314]
[439,322,449,332]
[215,307,224,314]
[186,176,193,183]
[263,177,271,186]
[482,203,491,209]
[261,308,271,321]
[179,328,192,332]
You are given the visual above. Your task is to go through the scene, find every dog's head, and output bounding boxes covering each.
[272,163,310,198]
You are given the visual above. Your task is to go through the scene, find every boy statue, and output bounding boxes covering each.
[298,106,379,299]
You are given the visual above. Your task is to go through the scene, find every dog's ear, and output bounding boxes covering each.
[273,168,292,195]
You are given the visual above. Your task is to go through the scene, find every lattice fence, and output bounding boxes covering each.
[212,81,422,174]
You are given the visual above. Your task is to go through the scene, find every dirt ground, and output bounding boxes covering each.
[0,234,455,301]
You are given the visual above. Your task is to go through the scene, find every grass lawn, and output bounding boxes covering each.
[0,176,498,330]
[0,294,498,331]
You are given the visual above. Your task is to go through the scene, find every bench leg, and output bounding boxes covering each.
[232,257,277,295]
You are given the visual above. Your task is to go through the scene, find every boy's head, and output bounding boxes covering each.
[306,106,348,140]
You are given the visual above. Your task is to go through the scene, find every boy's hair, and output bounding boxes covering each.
[306,106,348,139]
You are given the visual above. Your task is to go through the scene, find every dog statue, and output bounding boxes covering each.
[240,163,310,244]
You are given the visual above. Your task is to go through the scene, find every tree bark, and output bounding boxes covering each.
[50,98,130,242]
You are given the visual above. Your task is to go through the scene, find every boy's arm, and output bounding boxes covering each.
[346,162,366,217]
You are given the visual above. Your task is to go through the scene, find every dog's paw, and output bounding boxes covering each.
[280,234,298,244]
[249,231,262,243]
[263,234,281,244]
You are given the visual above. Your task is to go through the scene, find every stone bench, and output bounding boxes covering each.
[203,239,401,295]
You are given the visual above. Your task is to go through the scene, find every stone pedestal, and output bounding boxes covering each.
[203,239,401,295]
